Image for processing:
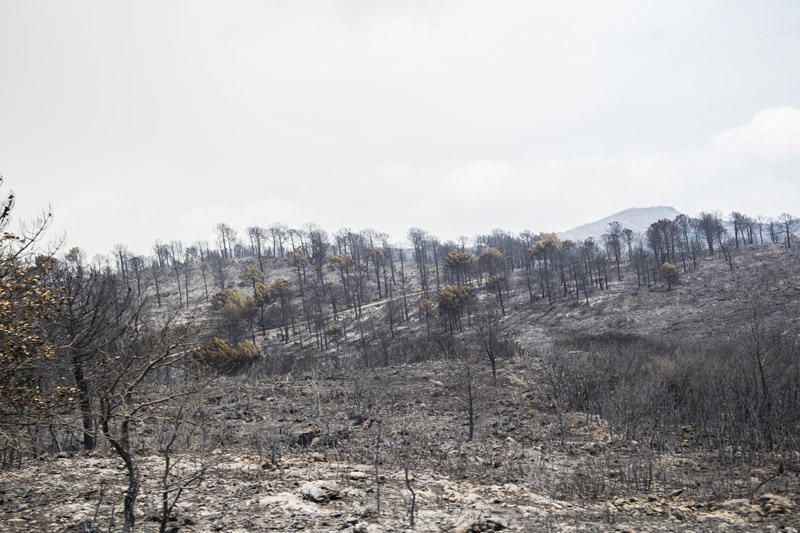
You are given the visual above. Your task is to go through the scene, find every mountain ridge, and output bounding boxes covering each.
[558,205,682,242]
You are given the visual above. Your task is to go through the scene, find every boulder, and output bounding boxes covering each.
[757,493,794,515]
[447,513,507,533]
[300,480,341,503]
[349,523,382,533]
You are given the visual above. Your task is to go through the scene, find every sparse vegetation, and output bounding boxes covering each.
[2,185,800,531]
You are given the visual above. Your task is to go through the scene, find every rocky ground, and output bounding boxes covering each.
[2,448,799,532]
[3,354,800,532]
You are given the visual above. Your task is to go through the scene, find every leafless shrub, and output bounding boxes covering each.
[545,314,800,472]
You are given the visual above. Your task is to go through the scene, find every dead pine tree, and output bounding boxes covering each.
[373,419,383,517]
[404,457,416,528]
[464,362,475,442]
[475,305,504,386]
[445,340,477,442]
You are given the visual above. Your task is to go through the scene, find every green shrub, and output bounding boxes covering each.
[196,337,260,374]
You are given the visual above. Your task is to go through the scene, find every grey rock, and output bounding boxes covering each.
[300,480,341,503]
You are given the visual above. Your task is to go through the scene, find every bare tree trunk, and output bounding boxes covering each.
[496,285,505,315]
[373,421,382,517]
[72,359,95,450]
[404,462,416,528]
[467,369,474,441]
[101,416,140,533]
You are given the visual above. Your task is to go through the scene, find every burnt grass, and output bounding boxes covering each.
[3,245,800,531]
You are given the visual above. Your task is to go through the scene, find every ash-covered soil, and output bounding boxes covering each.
[3,357,800,532]
[3,450,798,532]
[509,246,800,346]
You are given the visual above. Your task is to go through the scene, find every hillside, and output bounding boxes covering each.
[559,206,682,242]
[3,232,800,531]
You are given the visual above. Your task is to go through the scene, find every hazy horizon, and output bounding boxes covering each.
[2,1,799,255]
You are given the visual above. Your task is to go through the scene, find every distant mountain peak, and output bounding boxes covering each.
[559,206,681,242]
[610,205,677,216]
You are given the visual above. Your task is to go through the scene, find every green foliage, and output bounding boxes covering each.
[329,253,353,270]
[529,233,562,257]
[660,262,679,289]
[210,289,253,342]
[477,247,504,274]
[445,250,474,275]
[196,337,260,374]
[270,278,290,297]
[485,274,505,290]
[438,284,474,315]
[418,297,436,317]
[287,248,310,267]
[0,258,58,410]
[211,289,244,312]
[236,340,260,359]
[0,184,58,413]
[478,247,503,260]
[660,262,679,280]
[254,282,272,306]
[240,264,263,285]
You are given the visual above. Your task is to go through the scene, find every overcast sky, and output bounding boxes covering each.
[1,1,799,255]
